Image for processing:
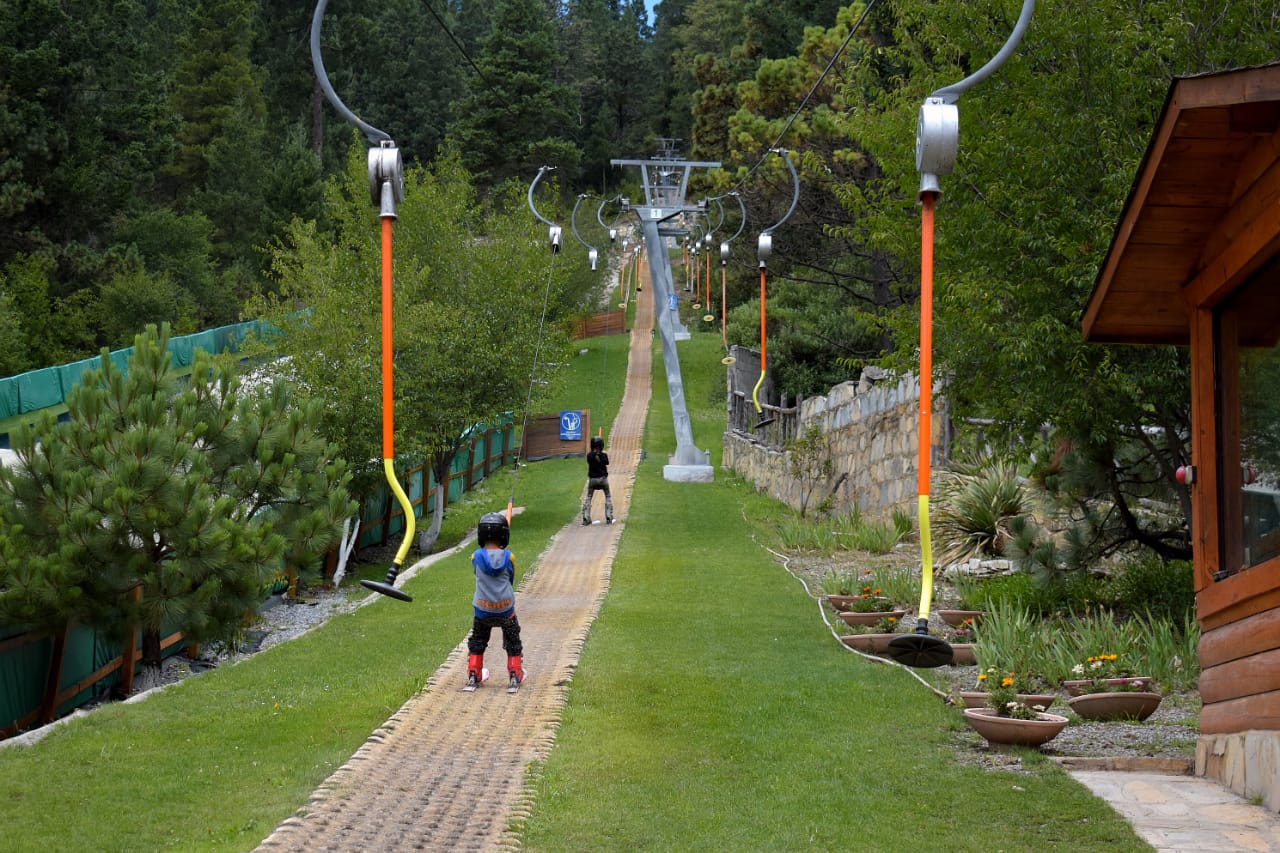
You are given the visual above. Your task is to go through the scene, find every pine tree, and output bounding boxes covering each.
[0,325,355,676]
[167,0,266,196]
[449,0,582,187]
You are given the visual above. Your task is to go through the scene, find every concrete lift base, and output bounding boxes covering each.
[663,463,715,483]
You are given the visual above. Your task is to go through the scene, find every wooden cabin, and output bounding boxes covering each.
[1083,62,1280,806]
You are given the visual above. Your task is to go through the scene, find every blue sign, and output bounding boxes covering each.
[560,410,583,441]
[668,292,678,311]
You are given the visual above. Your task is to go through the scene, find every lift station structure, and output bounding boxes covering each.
[612,140,718,482]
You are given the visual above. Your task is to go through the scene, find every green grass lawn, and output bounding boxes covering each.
[0,330,1147,851]
[517,331,1149,851]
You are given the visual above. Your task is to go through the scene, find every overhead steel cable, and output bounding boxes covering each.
[420,0,500,92]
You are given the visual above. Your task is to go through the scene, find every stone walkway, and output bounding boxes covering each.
[252,286,654,852]
[1068,768,1280,852]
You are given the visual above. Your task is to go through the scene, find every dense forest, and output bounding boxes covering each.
[3,0,1278,560]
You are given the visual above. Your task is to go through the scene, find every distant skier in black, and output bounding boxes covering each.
[581,434,614,525]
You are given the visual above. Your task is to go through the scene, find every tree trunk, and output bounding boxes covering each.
[417,482,447,553]
[130,629,165,692]
[39,625,70,724]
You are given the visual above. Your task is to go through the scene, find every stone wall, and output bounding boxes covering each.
[723,372,949,520]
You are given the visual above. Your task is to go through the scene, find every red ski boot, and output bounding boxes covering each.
[507,655,524,693]
[464,653,485,692]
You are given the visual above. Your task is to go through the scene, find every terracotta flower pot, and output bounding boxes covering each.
[962,707,1069,749]
[1017,693,1058,711]
[938,609,983,627]
[836,609,906,627]
[839,633,897,654]
[1062,677,1154,696]
[959,691,1057,711]
[826,595,857,612]
[948,643,977,666]
[1066,691,1162,721]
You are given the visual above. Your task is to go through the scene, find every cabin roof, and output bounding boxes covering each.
[1082,63,1280,345]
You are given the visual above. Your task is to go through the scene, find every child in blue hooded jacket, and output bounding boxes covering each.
[465,511,524,691]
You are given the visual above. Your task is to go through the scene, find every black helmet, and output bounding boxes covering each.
[590,435,604,451]
[478,511,509,547]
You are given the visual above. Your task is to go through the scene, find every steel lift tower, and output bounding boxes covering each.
[611,140,718,482]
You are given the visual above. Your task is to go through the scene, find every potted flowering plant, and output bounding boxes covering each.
[1062,654,1156,695]
[959,666,1056,711]
[845,584,895,612]
[946,617,979,665]
[838,615,900,654]
[962,667,1069,748]
[1063,653,1162,721]
[832,582,906,627]
[822,571,859,611]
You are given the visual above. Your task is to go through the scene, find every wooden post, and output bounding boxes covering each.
[39,625,71,724]
[379,490,392,545]
[118,586,141,696]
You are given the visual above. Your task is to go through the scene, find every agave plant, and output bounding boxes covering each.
[933,453,1030,565]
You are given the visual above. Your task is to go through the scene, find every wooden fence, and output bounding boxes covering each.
[355,423,520,552]
[573,309,626,339]
[520,412,592,460]
[0,622,185,739]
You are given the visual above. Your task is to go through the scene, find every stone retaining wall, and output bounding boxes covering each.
[723,372,949,520]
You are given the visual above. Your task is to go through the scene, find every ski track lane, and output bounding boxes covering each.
[253,289,654,852]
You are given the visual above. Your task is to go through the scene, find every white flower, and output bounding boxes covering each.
[1071,664,1084,675]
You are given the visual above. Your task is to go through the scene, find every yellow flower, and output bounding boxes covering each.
[1001,676,1014,688]
[977,673,987,683]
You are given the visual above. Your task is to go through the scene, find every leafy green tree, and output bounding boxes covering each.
[0,253,57,369]
[255,150,577,550]
[0,291,29,376]
[449,0,582,187]
[714,4,899,395]
[0,0,175,262]
[111,209,233,330]
[267,0,467,170]
[563,0,660,188]
[831,0,1279,559]
[0,325,354,677]
[649,0,691,140]
[97,265,198,346]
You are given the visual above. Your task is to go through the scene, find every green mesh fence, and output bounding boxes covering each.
[0,321,262,446]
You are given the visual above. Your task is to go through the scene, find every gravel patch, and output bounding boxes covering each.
[160,586,361,682]
[776,550,1200,767]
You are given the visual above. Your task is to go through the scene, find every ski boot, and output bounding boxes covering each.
[507,655,525,693]
[464,653,484,692]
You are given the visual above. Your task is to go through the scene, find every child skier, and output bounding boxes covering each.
[581,434,614,525]
[465,511,524,692]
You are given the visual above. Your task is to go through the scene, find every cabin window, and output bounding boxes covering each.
[1216,255,1280,572]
